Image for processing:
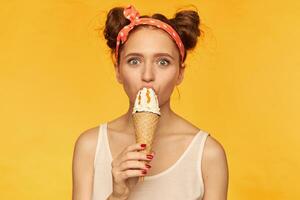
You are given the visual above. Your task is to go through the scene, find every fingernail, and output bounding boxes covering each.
[146,154,153,159]
[141,144,146,148]
[145,164,151,168]
[141,169,147,174]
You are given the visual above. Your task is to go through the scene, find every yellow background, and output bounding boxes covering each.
[1,0,299,199]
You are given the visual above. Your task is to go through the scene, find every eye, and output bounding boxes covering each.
[127,57,141,65]
[158,58,170,66]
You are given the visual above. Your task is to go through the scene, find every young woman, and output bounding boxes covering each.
[72,4,228,200]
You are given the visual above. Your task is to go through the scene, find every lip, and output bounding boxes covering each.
[140,85,157,94]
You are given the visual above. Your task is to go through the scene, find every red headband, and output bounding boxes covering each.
[115,5,185,65]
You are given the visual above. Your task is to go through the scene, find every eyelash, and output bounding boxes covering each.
[127,58,140,65]
[127,57,170,66]
[159,59,170,66]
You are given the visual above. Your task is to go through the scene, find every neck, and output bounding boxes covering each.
[123,99,177,136]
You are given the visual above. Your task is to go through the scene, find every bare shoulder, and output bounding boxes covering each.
[74,126,99,153]
[72,125,100,200]
[201,135,229,199]
[203,135,227,162]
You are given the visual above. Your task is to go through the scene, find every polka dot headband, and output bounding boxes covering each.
[115,5,185,65]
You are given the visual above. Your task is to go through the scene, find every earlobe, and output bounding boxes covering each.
[176,65,185,85]
[114,65,123,84]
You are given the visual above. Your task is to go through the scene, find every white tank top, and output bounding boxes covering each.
[92,122,210,200]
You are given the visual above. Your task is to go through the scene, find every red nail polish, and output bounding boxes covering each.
[141,144,146,148]
[146,154,153,159]
[141,169,147,174]
[145,164,151,168]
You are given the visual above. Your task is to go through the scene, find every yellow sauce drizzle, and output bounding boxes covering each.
[138,91,141,105]
[146,89,151,103]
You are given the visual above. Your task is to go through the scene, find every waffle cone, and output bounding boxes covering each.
[132,112,160,182]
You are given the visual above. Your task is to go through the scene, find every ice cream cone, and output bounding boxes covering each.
[133,112,159,182]
[132,87,161,182]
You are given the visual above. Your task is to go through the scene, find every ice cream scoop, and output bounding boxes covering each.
[132,87,160,115]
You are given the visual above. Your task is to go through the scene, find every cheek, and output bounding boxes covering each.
[156,72,179,104]
[120,70,140,103]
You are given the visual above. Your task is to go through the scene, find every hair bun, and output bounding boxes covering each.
[103,7,130,49]
[170,10,201,50]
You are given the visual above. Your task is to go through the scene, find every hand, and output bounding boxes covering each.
[110,143,154,199]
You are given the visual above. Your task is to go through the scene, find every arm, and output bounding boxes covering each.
[202,135,229,200]
[72,127,98,200]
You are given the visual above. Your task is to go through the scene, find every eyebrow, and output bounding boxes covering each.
[124,52,175,60]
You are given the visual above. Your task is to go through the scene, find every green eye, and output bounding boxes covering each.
[158,58,170,66]
[127,58,140,65]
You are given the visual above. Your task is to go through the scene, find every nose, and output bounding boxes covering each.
[141,61,155,82]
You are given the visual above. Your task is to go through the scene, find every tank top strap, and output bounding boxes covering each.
[195,131,210,155]
[194,131,210,184]
[94,122,112,169]
[180,130,210,159]
[92,123,113,200]
[103,123,113,161]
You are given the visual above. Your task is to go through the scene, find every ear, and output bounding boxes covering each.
[114,64,123,84]
[176,63,185,85]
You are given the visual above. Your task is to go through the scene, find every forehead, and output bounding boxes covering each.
[121,27,179,57]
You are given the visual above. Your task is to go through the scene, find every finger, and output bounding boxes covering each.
[123,143,147,154]
[120,151,154,163]
[112,144,147,167]
[120,169,148,179]
[119,160,151,171]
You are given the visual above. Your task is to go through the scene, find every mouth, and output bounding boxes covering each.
[140,86,158,94]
